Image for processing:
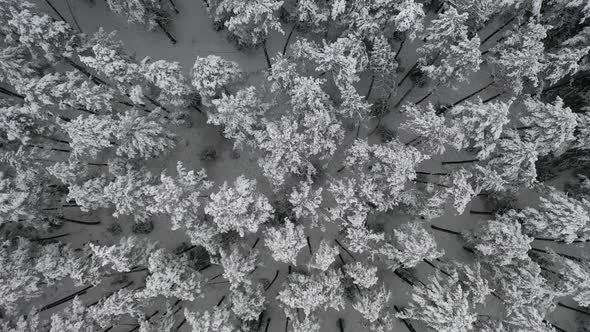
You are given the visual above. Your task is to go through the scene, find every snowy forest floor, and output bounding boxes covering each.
[28,0,590,331]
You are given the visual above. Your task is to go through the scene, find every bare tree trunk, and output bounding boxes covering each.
[470,210,493,215]
[557,302,590,317]
[481,16,517,45]
[414,90,432,105]
[483,93,502,103]
[216,295,226,306]
[393,305,417,332]
[337,318,345,332]
[334,239,356,259]
[395,34,406,60]
[263,41,272,69]
[365,76,375,100]
[285,317,290,332]
[393,85,414,108]
[306,236,313,255]
[168,0,180,13]
[43,0,69,24]
[65,0,83,32]
[156,19,177,44]
[40,285,93,311]
[57,216,100,225]
[264,318,272,332]
[441,159,480,165]
[282,24,298,55]
[397,62,418,87]
[0,86,25,99]
[31,233,71,242]
[430,225,461,236]
[264,270,280,291]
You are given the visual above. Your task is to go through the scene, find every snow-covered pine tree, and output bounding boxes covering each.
[229,283,266,321]
[308,239,338,271]
[488,20,548,95]
[344,261,379,289]
[89,236,157,272]
[145,162,212,230]
[341,138,426,211]
[487,129,539,188]
[377,221,444,270]
[418,7,481,88]
[205,175,273,236]
[217,244,258,289]
[277,269,344,317]
[512,185,590,243]
[191,55,242,105]
[114,109,176,160]
[397,272,478,332]
[401,103,463,155]
[103,167,155,222]
[264,218,306,265]
[289,178,323,227]
[464,214,533,266]
[209,86,267,148]
[86,288,144,328]
[105,0,177,43]
[520,96,577,156]
[448,98,512,159]
[140,248,203,301]
[184,305,236,332]
[140,58,193,107]
[206,0,284,47]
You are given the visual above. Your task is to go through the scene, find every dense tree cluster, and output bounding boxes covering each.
[2,0,590,331]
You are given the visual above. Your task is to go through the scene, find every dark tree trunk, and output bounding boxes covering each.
[285,317,290,332]
[63,57,109,86]
[430,225,461,236]
[264,318,272,332]
[40,285,93,311]
[156,19,177,44]
[0,86,25,99]
[251,237,260,249]
[264,270,280,291]
[58,216,101,225]
[395,34,406,60]
[437,81,494,114]
[337,318,345,332]
[366,76,375,100]
[168,0,180,13]
[43,0,69,24]
[282,24,298,55]
[31,233,70,242]
[481,16,517,45]
[531,247,586,262]
[557,302,590,317]
[216,295,226,306]
[263,41,272,69]
[306,236,312,255]
[65,0,82,32]
[334,239,356,259]
[415,91,433,105]
[393,85,414,108]
[470,210,493,215]
[398,62,418,87]
[482,93,502,103]
[441,159,480,165]
[393,305,417,332]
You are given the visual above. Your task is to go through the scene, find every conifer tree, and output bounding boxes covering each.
[520,96,577,156]
[191,55,242,105]
[140,248,203,301]
[184,305,236,332]
[264,219,306,265]
[464,214,533,266]
[488,20,548,95]
[205,175,273,236]
[206,0,284,47]
[89,236,157,272]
